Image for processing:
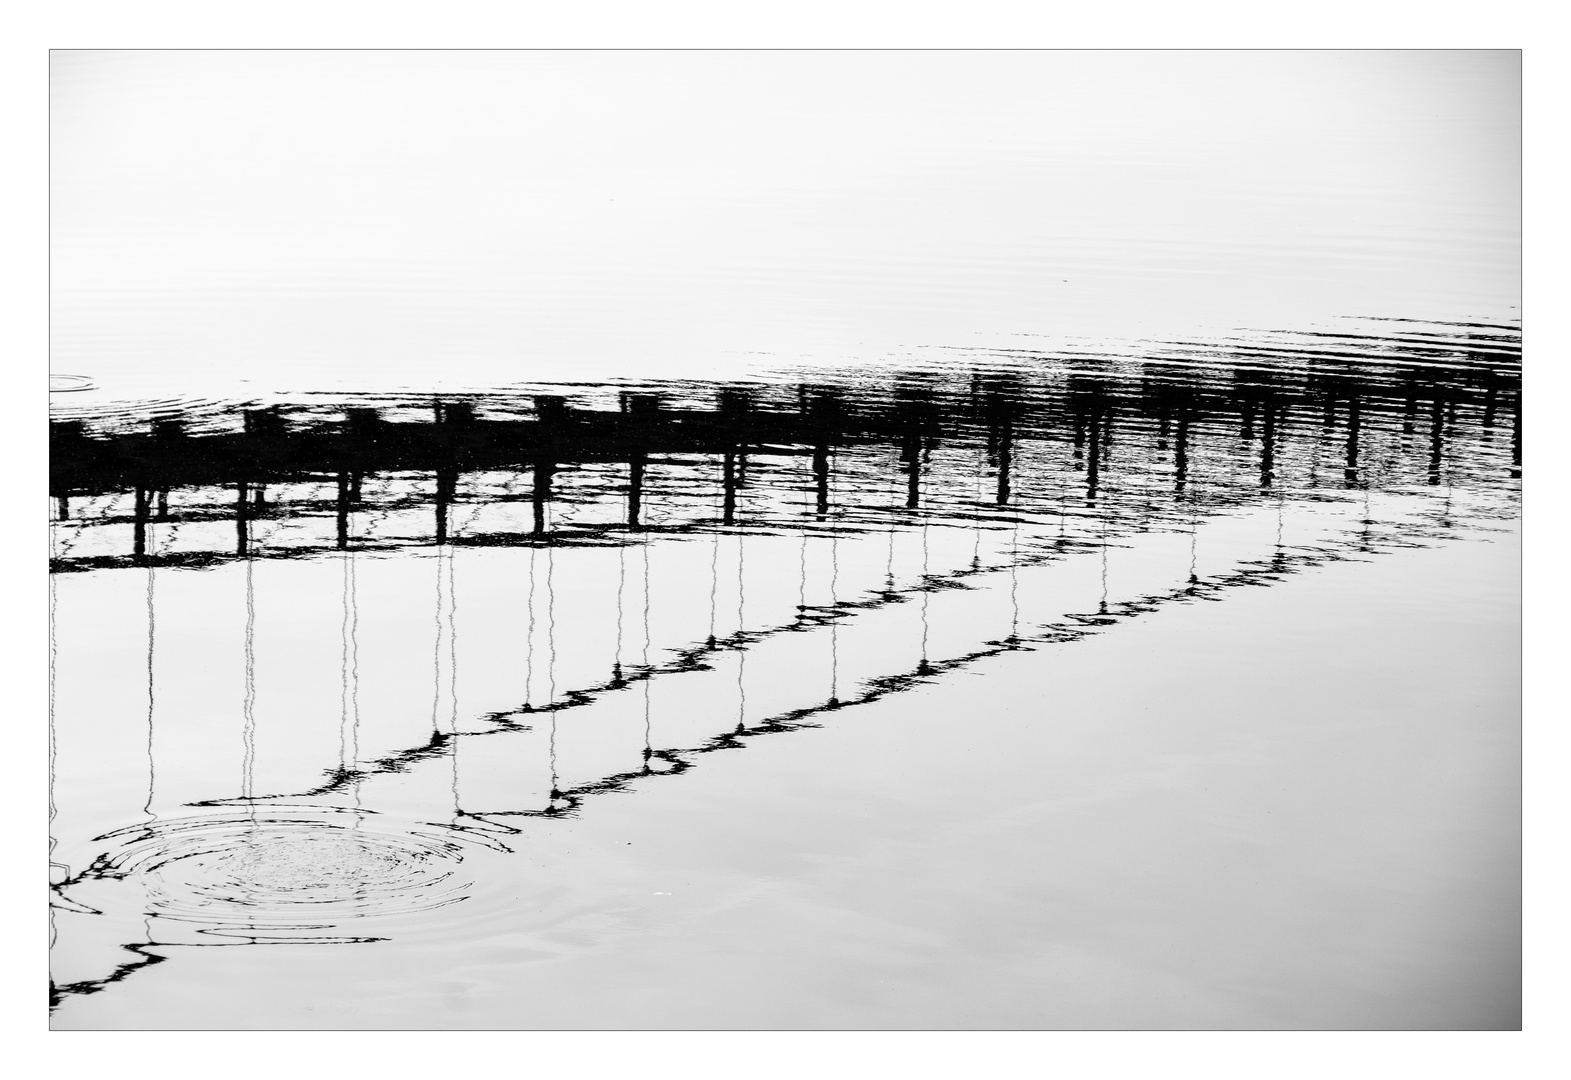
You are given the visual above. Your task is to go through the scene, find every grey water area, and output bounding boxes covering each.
[46,51,1520,1029]
[47,326,1521,1030]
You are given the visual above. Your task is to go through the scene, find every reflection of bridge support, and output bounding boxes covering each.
[812,444,829,516]
[629,454,646,530]
[533,395,565,537]
[345,408,378,504]
[995,419,1013,506]
[902,435,921,510]
[1086,405,1103,504]
[132,487,150,561]
[979,382,1018,507]
[434,467,457,545]
[532,460,554,536]
[1260,402,1277,489]
[1345,395,1362,488]
[1510,391,1521,477]
[801,389,842,517]
[336,472,351,550]
[722,451,738,525]
[624,394,661,531]
[241,408,282,531]
[434,401,473,544]
[234,482,249,557]
[44,338,1519,577]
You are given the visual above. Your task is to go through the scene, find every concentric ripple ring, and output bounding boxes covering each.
[92,808,493,928]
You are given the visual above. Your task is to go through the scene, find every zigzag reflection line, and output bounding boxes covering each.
[461,510,1487,821]
[164,496,1499,813]
[181,528,1083,806]
[48,508,1500,1014]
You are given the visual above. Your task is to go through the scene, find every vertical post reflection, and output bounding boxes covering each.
[1345,394,1362,488]
[1260,400,1277,490]
[235,482,249,558]
[133,487,150,562]
[143,555,156,819]
[241,557,256,807]
[336,472,351,551]
[996,417,1013,507]
[813,443,829,518]
[722,450,737,526]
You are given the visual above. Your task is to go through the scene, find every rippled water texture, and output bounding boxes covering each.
[49,51,1520,1030]
[94,808,487,933]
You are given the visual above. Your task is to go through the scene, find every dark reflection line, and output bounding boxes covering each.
[241,556,256,809]
[639,540,654,765]
[347,535,362,814]
[339,548,353,776]
[449,542,461,819]
[467,491,1445,829]
[547,540,559,806]
[830,449,841,706]
[972,442,985,568]
[49,530,66,895]
[1274,494,1286,570]
[1511,389,1522,476]
[797,532,808,622]
[546,541,557,710]
[637,540,650,710]
[919,523,931,673]
[1429,396,1446,486]
[707,517,719,648]
[525,546,537,708]
[1099,510,1110,615]
[614,545,626,682]
[1056,447,1069,542]
[1345,394,1363,488]
[349,541,360,774]
[885,456,899,593]
[1008,513,1020,643]
[430,545,444,736]
[235,482,248,558]
[143,553,157,820]
[1260,401,1277,490]
[641,542,652,677]
[736,532,747,732]
[50,942,171,1010]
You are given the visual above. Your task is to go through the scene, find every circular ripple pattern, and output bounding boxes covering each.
[96,809,484,928]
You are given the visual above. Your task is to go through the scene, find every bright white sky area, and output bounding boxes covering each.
[50,50,1520,397]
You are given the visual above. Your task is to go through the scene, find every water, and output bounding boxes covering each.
[48,51,1520,1030]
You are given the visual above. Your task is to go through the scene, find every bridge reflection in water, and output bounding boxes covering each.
[47,320,1521,1011]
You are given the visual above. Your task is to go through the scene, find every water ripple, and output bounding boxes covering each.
[93,808,493,929]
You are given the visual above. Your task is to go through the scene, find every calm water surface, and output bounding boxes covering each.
[48,51,1520,1029]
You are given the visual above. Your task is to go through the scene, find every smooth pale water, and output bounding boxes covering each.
[48,51,1520,1030]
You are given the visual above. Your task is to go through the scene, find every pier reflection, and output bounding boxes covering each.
[48,319,1521,1010]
